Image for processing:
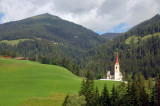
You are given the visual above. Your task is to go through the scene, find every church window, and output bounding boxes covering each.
[116,66,117,69]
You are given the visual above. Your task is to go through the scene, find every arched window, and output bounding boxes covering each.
[116,66,117,69]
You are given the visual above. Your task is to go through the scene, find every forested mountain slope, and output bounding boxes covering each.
[0,13,105,60]
[101,33,122,40]
[84,14,160,79]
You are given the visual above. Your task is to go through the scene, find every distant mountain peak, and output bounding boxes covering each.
[128,13,160,33]
[102,33,122,40]
[151,14,160,20]
[40,13,55,17]
[30,13,61,20]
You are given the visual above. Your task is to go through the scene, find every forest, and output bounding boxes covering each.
[83,14,160,80]
[63,72,160,106]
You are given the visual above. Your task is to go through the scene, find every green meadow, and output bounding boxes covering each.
[125,32,160,45]
[0,58,120,105]
[0,39,32,46]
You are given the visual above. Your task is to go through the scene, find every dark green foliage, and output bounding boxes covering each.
[68,73,160,106]
[79,72,98,106]
[102,33,122,40]
[121,73,149,106]
[38,57,82,76]
[63,93,86,106]
[100,84,110,106]
[0,49,18,58]
[148,77,153,91]
[95,86,100,106]
[156,75,160,106]
[110,85,119,106]
[84,14,160,79]
[63,94,69,106]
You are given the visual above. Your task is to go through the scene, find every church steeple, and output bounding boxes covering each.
[114,51,120,80]
[116,52,119,64]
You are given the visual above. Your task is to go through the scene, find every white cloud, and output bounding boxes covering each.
[0,0,160,32]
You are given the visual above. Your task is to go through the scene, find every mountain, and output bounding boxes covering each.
[101,33,122,40]
[83,14,160,79]
[124,14,160,38]
[0,13,105,60]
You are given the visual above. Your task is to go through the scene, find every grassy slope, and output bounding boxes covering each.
[0,59,120,105]
[125,32,160,45]
[0,39,32,46]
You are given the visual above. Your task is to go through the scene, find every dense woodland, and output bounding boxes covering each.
[83,14,160,79]
[0,14,160,80]
[63,72,160,106]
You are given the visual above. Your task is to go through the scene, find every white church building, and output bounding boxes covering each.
[100,52,123,81]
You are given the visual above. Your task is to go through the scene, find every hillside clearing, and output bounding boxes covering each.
[125,32,160,45]
[0,39,33,46]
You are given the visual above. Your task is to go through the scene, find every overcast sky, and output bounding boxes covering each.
[0,0,160,34]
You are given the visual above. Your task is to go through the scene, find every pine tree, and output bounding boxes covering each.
[100,83,110,106]
[79,79,86,96]
[110,85,119,106]
[63,94,69,106]
[156,75,160,106]
[79,71,96,106]
[94,86,100,106]
[148,76,153,91]
[149,87,156,106]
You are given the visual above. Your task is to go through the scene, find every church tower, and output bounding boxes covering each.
[114,52,120,80]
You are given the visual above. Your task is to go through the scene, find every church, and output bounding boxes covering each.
[106,52,123,81]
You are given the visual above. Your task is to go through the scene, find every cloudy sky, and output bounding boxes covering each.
[0,0,160,34]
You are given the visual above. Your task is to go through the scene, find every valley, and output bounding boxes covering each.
[0,12,160,106]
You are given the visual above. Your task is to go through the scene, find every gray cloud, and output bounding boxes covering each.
[0,0,160,32]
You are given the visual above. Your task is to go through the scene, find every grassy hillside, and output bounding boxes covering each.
[125,32,160,44]
[0,39,32,46]
[0,58,120,105]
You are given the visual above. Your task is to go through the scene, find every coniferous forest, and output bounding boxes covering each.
[63,72,160,106]
[82,14,160,80]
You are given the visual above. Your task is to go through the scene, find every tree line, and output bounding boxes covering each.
[84,34,160,80]
[63,72,160,106]
[38,56,82,76]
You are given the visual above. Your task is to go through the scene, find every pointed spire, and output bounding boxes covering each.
[116,52,119,64]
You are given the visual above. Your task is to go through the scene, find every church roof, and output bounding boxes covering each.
[116,52,119,64]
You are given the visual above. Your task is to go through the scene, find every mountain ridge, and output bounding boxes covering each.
[83,14,160,79]
[101,33,122,40]
[0,13,105,61]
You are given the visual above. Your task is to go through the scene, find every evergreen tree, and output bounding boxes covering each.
[110,85,119,106]
[94,86,100,106]
[79,71,96,106]
[100,83,110,106]
[148,76,153,91]
[63,94,69,106]
[79,79,86,96]
[156,75,160,106]
[149,87,156,106]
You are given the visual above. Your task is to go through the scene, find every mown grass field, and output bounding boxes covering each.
[0,58,121,106]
